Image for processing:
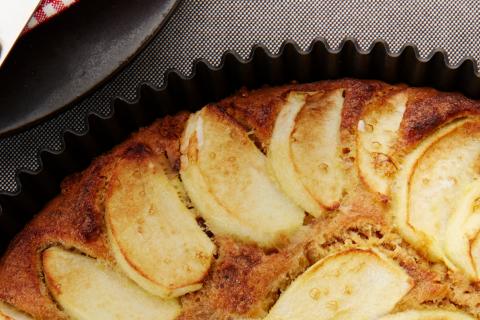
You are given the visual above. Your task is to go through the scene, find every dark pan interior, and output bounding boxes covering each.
[1,38,479,254]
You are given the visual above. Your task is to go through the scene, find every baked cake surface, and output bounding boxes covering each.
[1,79,480,319]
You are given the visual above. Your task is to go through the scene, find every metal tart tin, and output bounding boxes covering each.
[1,38,479,253]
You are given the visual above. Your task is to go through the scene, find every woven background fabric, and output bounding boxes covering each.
[25,0,78,31]
[1,0,480,193]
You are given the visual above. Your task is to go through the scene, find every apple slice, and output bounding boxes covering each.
[406,120,480,267]
[379,310,475,320]
[0,302,32,320]
[357,92,407,195]
[391,119,470,265]
[445,180,480,279]
[268,92,320,216]
[265,249,413,320]
[42,247,180,320]
[268,89,346,216]
[105,151,215,298]
[180,106,304,247]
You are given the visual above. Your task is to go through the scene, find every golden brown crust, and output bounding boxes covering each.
[0,114,189,319]
[2,80,480,319]
[217,79,389,149]
[0,163,111,319]
[178,237,308,320]
[398,89,480,151]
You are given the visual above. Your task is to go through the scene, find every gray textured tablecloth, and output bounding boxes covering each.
[1,0,480,192]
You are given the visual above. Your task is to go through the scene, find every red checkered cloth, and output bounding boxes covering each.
[25,0,78,31]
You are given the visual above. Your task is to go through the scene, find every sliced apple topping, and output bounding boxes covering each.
[357,92,407,195]
[379,310,475,320]
[265,249,413,320]
[105,151,215,298]
[391,119,478,267]
[445,180,480,279]
[42,247,180,320]
[268,89,346,216]
[0,302,32,320]
[180,106,304,247]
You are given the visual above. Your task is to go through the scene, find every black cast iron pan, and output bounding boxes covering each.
[0,0,179,137]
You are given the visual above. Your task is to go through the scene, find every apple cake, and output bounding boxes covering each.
[1,79,480,319]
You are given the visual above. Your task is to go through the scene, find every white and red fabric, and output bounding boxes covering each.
[25,0,77,32]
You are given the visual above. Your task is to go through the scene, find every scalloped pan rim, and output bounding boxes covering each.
[1,38,479,253]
